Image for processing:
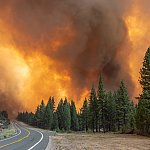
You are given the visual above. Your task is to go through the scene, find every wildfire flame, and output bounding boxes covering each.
[125,0,150,102]
[0,0,150,117]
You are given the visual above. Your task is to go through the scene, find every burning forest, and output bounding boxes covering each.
[0,0,149,117]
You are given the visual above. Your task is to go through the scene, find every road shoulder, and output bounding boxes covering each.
[45,137,52,150]
[51,132,150,150]
[0,123,17,140]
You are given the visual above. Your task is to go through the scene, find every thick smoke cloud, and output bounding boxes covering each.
[0,49,24,118]
[0,0,137,117]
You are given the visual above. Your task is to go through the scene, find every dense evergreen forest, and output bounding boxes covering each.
[0,111,10,128]
[0,111,8,120]
[17,48,150,135]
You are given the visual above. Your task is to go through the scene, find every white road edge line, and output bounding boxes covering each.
[45,137,52,150]
[27,130,43,150]
[0,123,21,142]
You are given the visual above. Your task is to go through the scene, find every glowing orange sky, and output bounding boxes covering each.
[125,0,150,102]
[0,0,149,114]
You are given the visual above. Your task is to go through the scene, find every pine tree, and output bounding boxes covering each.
[48,96,55,112]
[140,48,150,93]
[39,100,45,128]
[1,111,8,119]
[97,76,106,132]
[78,112,83,131]
[44,100,53,130]
[35,105,41,127]
[116,81,134,133]
[28,112,35,125]
[89,85,97,132]
[128,101,136,133]
[70,100,79,131]
[80,98,89,131]
[63,98,71,131]
[57,99,64,130]
[136,47,150,134]
[53,112,59,130]
[106,91,116,132]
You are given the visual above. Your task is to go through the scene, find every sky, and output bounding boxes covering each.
[0,0,149,117]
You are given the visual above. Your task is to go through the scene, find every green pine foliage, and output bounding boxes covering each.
[57,99,64,130]
[17,70,139,134]
[44,99,53,130]
[115,81,136,133]
[34,105,40,127]
[63,98,71,131]
[39,100,45,128]
[52,112,59,130]
[80,98,89,131]
[105,91,116,132]
[70,100,79,131]
[0,111,8,120]
[89,85,98,132]
[17,79,135,133]
[97,76,106,132]
[136,47,150,135]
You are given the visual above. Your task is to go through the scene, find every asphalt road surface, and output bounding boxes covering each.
[0,122,53,150]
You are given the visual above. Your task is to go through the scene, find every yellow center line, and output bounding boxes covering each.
[0,128,30,149]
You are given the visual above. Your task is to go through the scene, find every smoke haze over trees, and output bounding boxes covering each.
[1,0,150,117]
[17,48,150,136]
[17,77,136,133]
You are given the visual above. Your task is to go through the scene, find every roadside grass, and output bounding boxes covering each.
[0,123,17,140]
[51,132,150,150]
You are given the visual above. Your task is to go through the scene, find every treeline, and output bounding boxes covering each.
[0,111,8,120]
[80,80,136,133]
[17,97,78,131]
[136,47,150,135]
[17,47,150,135]
[0,111,10,128]
[17,79,136,133]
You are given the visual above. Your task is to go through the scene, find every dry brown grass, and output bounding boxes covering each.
[51,133,150,150]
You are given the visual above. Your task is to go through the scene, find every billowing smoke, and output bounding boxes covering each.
[0,0,149,117]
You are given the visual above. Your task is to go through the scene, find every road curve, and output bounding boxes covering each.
[0,122,51,150]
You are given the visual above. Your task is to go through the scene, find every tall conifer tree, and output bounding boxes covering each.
[136,47,150,134]
[80,98,89,131]
[89,85,97,132]
[70,100,79,131]
[63,98,71,130]
[116,81,134,132]
[44,99,53,130]
[57,99,64,130]
[97,76,105,132]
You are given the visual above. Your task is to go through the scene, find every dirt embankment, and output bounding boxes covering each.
[51,133,150,150]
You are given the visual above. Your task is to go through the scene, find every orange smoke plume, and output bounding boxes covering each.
[0,0,149,117]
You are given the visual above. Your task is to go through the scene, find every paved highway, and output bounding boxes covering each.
[0,122,52,150]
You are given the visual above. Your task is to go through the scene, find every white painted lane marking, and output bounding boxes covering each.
[27,130,43,150]
[0,128,30,149]
[0,123,21,142]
